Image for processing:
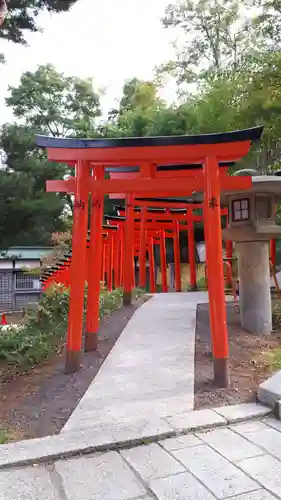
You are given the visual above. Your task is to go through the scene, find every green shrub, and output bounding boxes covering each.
[0,284,128,370]
[272,299,281,329]
[0,429,10,444]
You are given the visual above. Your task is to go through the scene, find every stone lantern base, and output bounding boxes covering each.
[236,241,272,334]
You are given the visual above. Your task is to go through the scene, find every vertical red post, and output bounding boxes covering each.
[148,236,156,293]
[226,240,233,286]
[119,227,124,287]
[139,206,147,288]
[85,166,104,352]
[204,156,229,388]
[188,208,197,290]
[123,195,134,305]
[113,231,120,288]
[173,221,181,292]
[65,160,89,373]
[107,232,114,291]
[270,239,276,267]
[159,229,168,293]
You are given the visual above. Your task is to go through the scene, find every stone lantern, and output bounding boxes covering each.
[222,175,281,335]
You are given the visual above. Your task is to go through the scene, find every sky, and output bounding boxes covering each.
[0,0,176,125]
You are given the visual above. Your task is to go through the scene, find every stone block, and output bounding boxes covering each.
[56,451,146,500]
[239,454,281,498]
[258,370,281,408]
[274,399,281,420]
[0,427,116,469]
[0,466,56,499]
[165,408,226,432]
[213,403,271,423]
[150,471,216,499]
[121,443,185,481]
[172,444,258,499]
[197,427,264,462]
[159,434,203,451]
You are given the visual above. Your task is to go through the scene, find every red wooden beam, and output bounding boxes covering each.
[46,141,251,164]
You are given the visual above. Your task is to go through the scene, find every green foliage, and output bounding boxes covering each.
[6,65,101,137]
[270,348,281,371]
[0,284,125,369]
[0,65,102,249]
[103,78,166,138]
[0,0,78,46]
[0,429,10,445]
[186,276,207,291]
[160,0,259,83]
[272,299,281,330]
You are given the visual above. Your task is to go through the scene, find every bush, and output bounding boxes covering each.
[272,299,281,329]
[0,284,125,369]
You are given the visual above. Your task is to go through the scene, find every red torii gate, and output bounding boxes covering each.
[37,126,263,387]
[114,201,229,291]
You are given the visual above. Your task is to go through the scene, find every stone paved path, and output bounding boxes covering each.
[63,292,208,434]
[1,293,278,499]
[1,416,281,499]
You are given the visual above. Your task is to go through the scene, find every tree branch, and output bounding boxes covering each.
[0,0,7,27]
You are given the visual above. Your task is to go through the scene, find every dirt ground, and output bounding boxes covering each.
[0,298,145,441]
[195,302,281,409]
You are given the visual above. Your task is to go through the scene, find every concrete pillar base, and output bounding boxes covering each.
[123,291,132,306]
[85,332,98,352]
[65,351,81,374]
[214,358,229,388]
[237,241,272,335]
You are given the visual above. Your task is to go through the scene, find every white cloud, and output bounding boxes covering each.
[0,0,175,125]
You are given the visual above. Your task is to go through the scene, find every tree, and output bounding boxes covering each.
[0,64,102,249]
[6,64,101,137]
[159,0,260,84]
[0,0,77,44]
[103,78,166,137]
[0,123,67,249]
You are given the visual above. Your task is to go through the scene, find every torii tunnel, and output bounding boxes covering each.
[37,126,263,387]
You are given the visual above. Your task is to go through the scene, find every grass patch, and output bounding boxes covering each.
[271,348,281,371]
[0,284,139,371]
[0,429,11,444]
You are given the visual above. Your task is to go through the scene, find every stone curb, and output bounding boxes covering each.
[258,370,281,409]
[0,404,271,471]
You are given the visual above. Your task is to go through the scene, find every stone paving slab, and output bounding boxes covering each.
[231,492,278,500]
[165,407,226,431]
[238,454,281,498]
[121,443,185,481]
[159,434,203,451]
[55,451,147,500]
[150,472,217,500]
[63,293,208,434]
[231,418,281,460]
[171,444,258,498]
[197,427,265,462]
[1,415,281,499]
[0,466,57,500]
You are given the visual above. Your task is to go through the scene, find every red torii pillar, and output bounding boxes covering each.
[123,194,135,305]
[187,207,197,290]
[204,156,229,387]
[85,165,104,352]
[66,161,89,372]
